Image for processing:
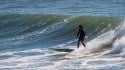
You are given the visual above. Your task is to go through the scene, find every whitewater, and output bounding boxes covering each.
[0,0,125,70]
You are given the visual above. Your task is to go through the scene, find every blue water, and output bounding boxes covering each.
[0,0,125,18]
[0,0,125,70]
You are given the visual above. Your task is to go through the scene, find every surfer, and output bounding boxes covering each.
[77,25,86,48]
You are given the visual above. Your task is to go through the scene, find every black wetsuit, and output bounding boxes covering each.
[77,29,85,41]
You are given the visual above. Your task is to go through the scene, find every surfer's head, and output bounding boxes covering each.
[79,25,83,30]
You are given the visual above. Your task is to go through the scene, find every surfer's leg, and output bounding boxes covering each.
[77,40,80,48]
[82,41,86,47]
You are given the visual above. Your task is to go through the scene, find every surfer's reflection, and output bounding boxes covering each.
[77,25,86,48]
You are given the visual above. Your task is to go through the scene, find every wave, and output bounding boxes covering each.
[0,14,122,51]
[66,20,125,59]
[1,14,125,70]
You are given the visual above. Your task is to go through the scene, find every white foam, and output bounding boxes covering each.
[111,35,125,54]
[110,20,125,54]
[40,56,125,70]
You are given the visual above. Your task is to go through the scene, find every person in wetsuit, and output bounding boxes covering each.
[77,25,86,48]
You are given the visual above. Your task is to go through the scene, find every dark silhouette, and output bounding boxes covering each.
[77,25,86,48]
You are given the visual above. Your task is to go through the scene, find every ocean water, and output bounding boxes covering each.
[0,0,125,70]
[0,0,125,18]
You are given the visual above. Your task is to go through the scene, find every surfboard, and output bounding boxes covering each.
[51,48,74,52]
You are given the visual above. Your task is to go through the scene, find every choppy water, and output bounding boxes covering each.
[0,0,125,70]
